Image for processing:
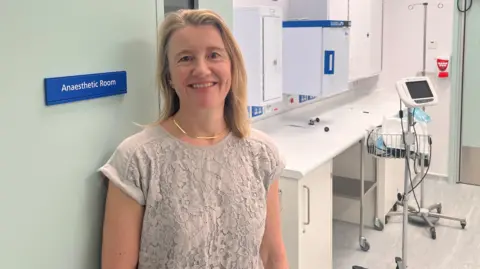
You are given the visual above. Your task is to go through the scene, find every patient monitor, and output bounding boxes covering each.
[395,76,438,108]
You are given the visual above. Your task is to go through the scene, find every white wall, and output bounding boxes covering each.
[380,0,455,177]
[233,0,289,13]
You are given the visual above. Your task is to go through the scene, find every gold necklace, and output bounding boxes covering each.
[173,118,226,140]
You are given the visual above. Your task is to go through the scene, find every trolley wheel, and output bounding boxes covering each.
[461,221,467,229]
[437,205,442,214]
[374,218,384,231]
[395,257,402,269]
[385,215,390,225]
[360,238,370,252]
[430,227,436,240]
[392,203,398,212]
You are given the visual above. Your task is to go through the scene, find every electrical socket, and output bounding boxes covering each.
[286,95,297,106]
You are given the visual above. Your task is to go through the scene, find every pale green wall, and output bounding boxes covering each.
[449,2,480,182]
[0,1,160,268]
[460,1,480,148]
[449,1,480,183]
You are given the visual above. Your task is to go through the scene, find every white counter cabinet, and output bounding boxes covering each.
[279,160,333,269]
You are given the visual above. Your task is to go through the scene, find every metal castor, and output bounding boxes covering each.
[461,220,467,229]
[360,237,370,252]
[430,227,436,240]
[392,203,398,212]
[437,205,442,214]
[374,218,384,231]
[385,215,390,225]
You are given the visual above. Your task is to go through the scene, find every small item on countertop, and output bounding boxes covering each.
[308,117,320,126]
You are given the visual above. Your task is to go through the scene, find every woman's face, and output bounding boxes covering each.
[167,25,232,110]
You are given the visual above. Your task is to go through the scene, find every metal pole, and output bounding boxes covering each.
[420,153,425,208]
[360,140,365,243]
[402,109,414,267]
[422,2,428,76]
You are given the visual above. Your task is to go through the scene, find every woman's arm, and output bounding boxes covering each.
[102,181,145,269]
[260,179,289,269]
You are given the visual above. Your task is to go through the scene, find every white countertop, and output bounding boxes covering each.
[253,88,401,179]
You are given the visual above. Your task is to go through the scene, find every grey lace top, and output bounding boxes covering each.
[99,125,285,269]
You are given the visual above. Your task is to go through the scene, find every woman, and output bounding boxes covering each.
[99,8,288,269]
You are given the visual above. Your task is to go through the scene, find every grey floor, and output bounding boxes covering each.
[333,178,480,269]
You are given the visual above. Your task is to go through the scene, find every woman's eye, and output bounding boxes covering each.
[210,52,221,59]
[179,56,192,62]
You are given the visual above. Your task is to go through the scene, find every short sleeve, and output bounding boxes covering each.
[250,129,286,193]
[98,139,147,205]
[265,144,286,191]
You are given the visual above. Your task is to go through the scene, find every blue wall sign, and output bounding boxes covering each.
[44,71,127,106]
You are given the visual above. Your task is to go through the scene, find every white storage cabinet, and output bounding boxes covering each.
[348,0,383,81]
[282,20,350,98]
[279,161,333,269]
[233,6,283,106]
[285,0,383,82]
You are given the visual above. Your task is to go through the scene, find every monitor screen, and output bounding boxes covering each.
[405,80,434,99]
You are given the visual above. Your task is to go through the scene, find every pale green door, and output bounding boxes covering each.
[459,1,480,185]
[0,1,159,268]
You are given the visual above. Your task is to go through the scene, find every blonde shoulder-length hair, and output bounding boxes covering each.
[155,9,250,138]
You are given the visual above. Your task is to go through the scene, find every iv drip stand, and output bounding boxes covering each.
[401,6,427,269]
[405,2,449,228]
[394,4,466,269]
[408,2,429,76]
[394,5,429,269]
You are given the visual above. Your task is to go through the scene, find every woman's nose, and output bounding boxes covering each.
[192,59,212,76]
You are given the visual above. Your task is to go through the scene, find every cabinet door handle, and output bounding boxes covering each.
[278,189,283,212]
[324,50,335,75]
[303,185,310,225]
